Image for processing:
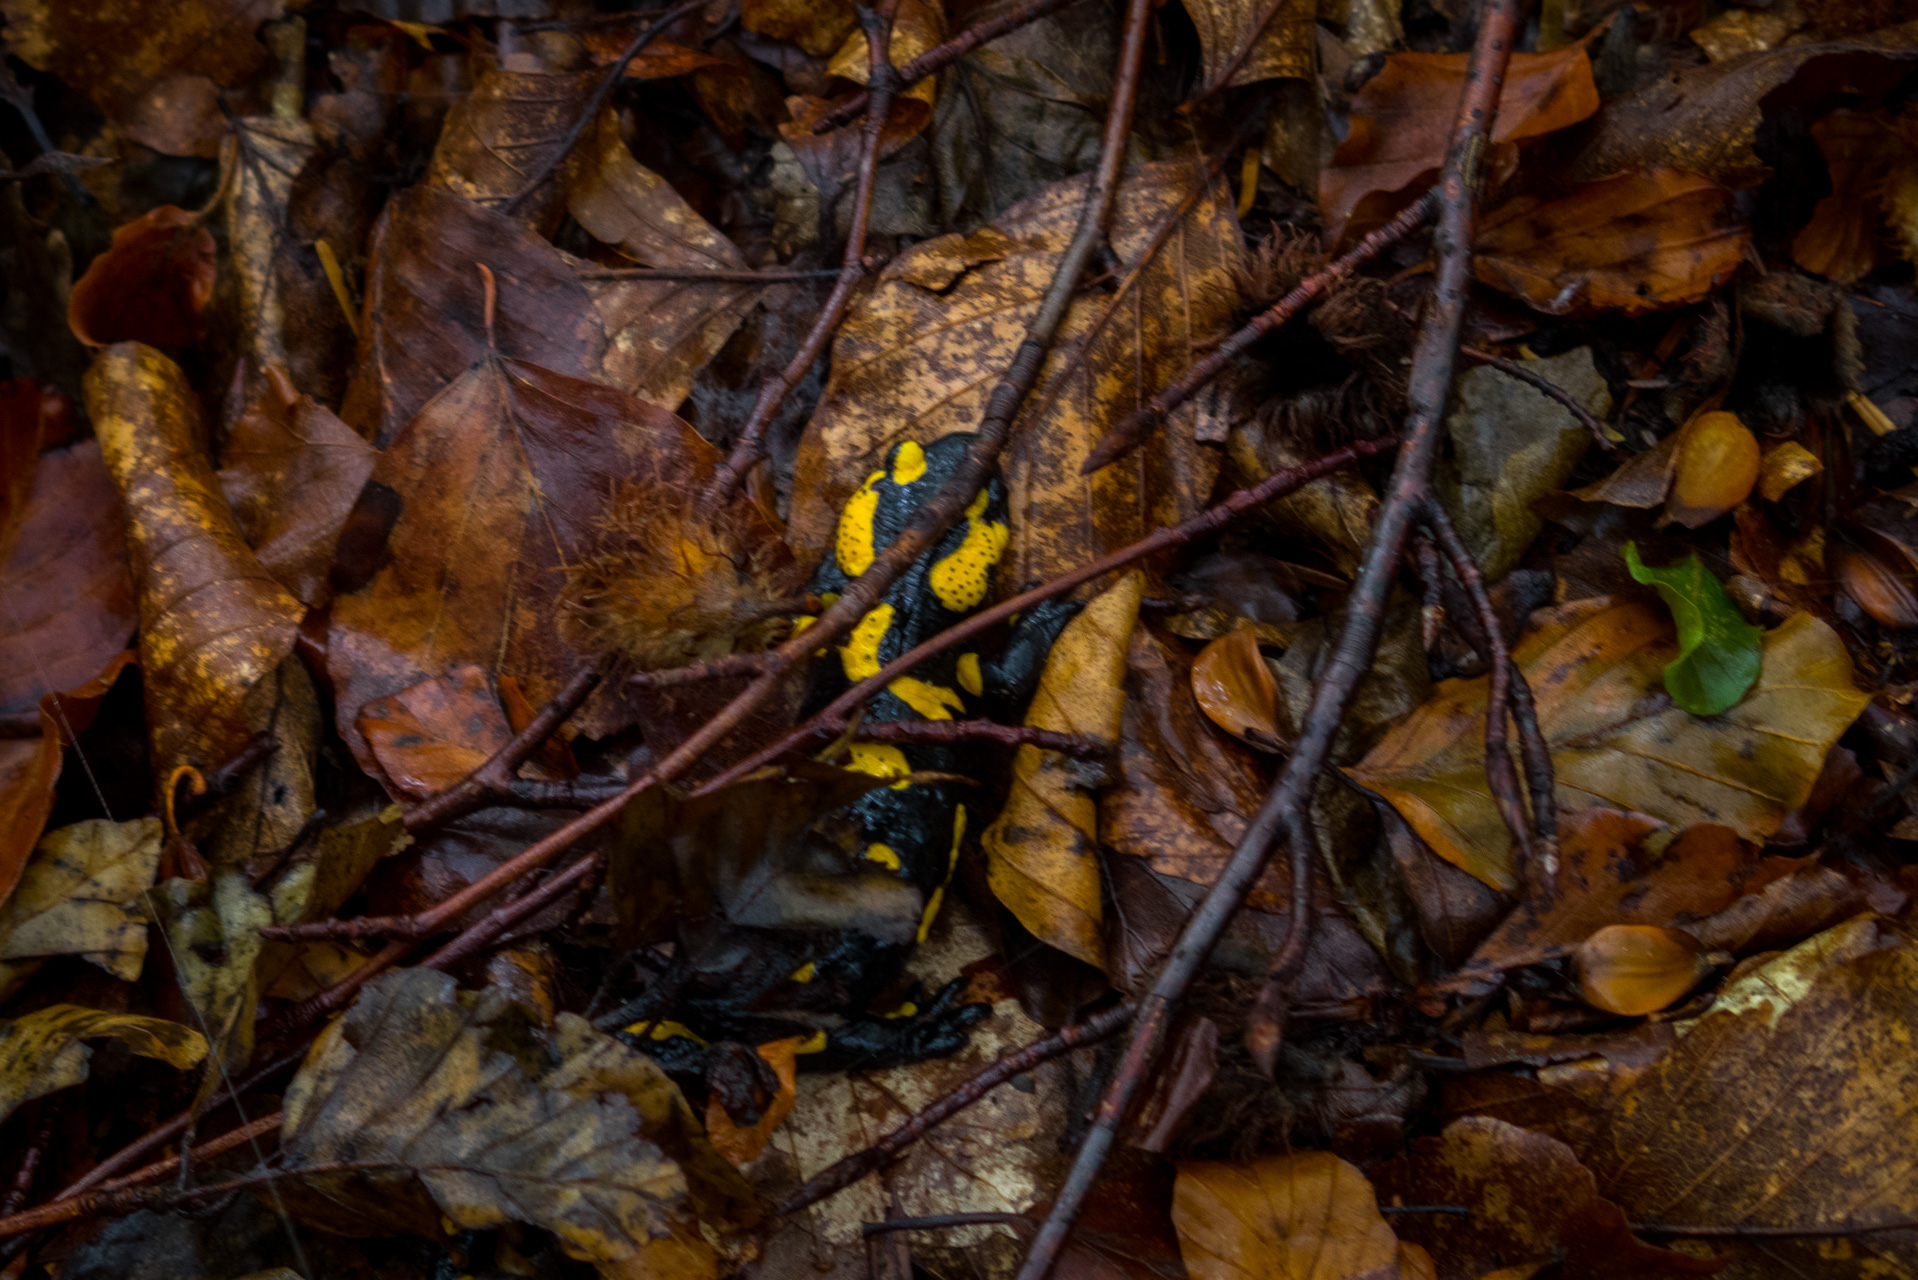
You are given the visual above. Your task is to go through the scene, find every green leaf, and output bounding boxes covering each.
[1624,542,1763,715]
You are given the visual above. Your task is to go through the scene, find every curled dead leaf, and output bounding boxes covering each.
[0,1003,206,1127]
[1830,523,1918,628]
[1575,924,1711,1015]
[1190,623,1286,751]
[1756,439,1822,502]
[68,206,218,348]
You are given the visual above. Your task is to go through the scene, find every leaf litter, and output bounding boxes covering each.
[9,2,1918,1279]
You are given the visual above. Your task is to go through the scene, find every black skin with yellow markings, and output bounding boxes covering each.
[618,434,1077,1085]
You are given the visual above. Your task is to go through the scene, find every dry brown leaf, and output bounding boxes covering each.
[983,571,1140,968]
[0,0,282,155]
[1320,44,1599,248]
[1586,920,1918,1277]
[218,367,380,606]
[1575,924,1710,1015]
[827,0,946,140]
[425,66,599,219]
[87,343,304,798]
[789,160,1242,587]
[1172,1150,1401,1280]
[67,206,218,348]
[1374,1117,1718,1280]
[356,666,515,801]
[565,110,762,408]
[1792,109,1908,284]
[1190,623,1287,750]
[742,0,858,56]
[338,185,606,447]
[0,816,164,999]
[1471,168,1747,318]
[1347,599,1870,892]
[217,113,323,408]
[328,352,762,769]
[1184,0,1316,92]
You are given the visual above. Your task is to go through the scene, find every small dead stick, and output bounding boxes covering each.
[574,266,843,283]
[399,662,605,836]
[627,652,772,688]
[812,0,1087,132]
[1459,345,1613,447]
[500,0,708,214]
[704,0,907,501]
[1421,498,1557,884]
[258,0,1158,1045]
[1082,191,1437,474]
[844,720,1109,760]
[864,1213,1034,1236]
[0,1101,55,1216]
[1012,5,1525,1277]
[1633,1221,1918,1238]
[776,1001,1136,1217]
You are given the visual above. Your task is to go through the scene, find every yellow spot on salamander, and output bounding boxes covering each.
[929,487,1009,611]
[863,842,902,870]
[836,469,885,575]
[956,653,983,697]
[841,603,894,681]
[790,961,817,983]
[796,1030,829,1054]
[846,742,912,789]
[891,439,927,484]
[626,1019,708,1046]
[888,676,965,721]
[883,1001,920,1019]
[917,803,966,943]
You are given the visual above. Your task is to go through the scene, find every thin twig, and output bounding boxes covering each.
[812,0,1087,132]
[1082,192,1436,474]
[777,1002,1136,1216]
[500,0,708,215]
[1634,1220,1918,1238]
[1011,5,1525,1276]
[1460,345,1613,448]
[704,0,907,500]
[575,266,842,283]
[627,652,773,688]
[1,1102,54,1217]
[864,1213,1033,1236]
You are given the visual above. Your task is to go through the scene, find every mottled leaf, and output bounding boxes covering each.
[0,1004,206,1127]
[0,816,164,997]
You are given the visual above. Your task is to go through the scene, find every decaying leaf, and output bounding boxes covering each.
[1172,1150,1401,1280]
[704,1037,797,1167]
[1321,43,1600,247]
[1472,168,1748,318]
[0,817,164,998]
[1586,919,1918,1276]
[425,66,598,216]
[279,966,687,1260]
[357,665,516,800]
[1791,109,1911,284]
[789,160,1243,587]
[1757,440,1822,502]
[1185,0,1317,92]
[218,114,322,407]
[1349,598,1869,891]
[742,0,858,57]
[1623,542,1763,716]
[67,206,218,348]
[86,343,304,798]
[217,367,380,606]
[984,571,1141,969]
[0,1004,206,1127]
[826,0,947,139]
[565,110,762,409]
[1190,623,1286,750]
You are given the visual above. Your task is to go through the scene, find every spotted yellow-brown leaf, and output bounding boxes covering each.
[0,1003,206,1126]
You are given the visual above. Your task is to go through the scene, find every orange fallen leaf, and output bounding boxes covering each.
[1791,108,1907,284]
[1576,924,1711,1015]
[1191,623,1285,751]
[1472,168,1747,318]
[1667,409,1759,527]
[704,1037,798,1167]
[67,206,217,348]
[357,666,515,801]
[1172,1150,1400,1280]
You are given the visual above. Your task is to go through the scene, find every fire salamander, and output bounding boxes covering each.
[617,434,1075,1090]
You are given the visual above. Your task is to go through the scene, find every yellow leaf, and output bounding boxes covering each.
[1173,1151,1401,1280]
[984,572,1142,968]
[0,1003,206,1125]
[1756,439,1822,503]
[0,816,163,995]
[1347,599,1870,892]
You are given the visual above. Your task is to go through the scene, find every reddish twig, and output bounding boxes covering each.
[500,0,708,215]
[1082,191,1436,475]
[1460,345,1612,448]
[399,663,605,835]
[1,1102,54,1217]
[777,1001,1135,1216]
[92,1113,282,1199]
[627,652,773,688]
[704,0,906,500]
[864,1213,1033,1236]
[812,0,1086,133]
[1011,5,1525,1276]
[845,720,1109,760]
[575,266,842,283]
[1422,498,1557,888]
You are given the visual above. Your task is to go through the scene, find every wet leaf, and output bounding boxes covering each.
[0,0,282,155]
[0,1004,206,1127]
[1757,439,1822,502]
[1171,1151,1400,1280]
[1575,924,1710,1015]
[984,571,1141,969]
[789,160,1242,587]
[1472,168,1748,318]
[1374,1117,1718,1280]
[1791,109,1907,284]
[742,0,858,57]
[0,817,164,997]
[328,351,771,766]
[1435,346,1608,578]
[1586,919,1918,1276]
[1623,542,1762,715]
[67,206,218,348]
[279,967,686,1259]
[1321,43,1599,248]
[357,666,515,800]
[1191,623,1286,750]
[338,185,605,447]
[1830,523,1918,628]
[565,110,763,408]
[217,368,380,606]
[154,868,273,1092]
[1184,0,1316,91]
[218,114,322,408]
[1665,410,1760,528]
[704,1037,798,1167]
[1452,812,1794,987]
[1348,598,1869,892]
[827,0,946,140]
[425,66,599,218]
[86,343,304,798]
